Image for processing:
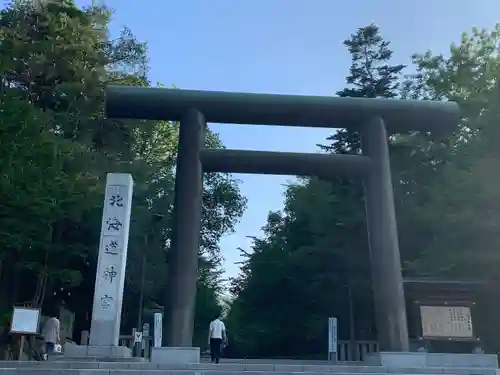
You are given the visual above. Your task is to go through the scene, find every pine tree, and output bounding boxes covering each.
[321,24,405,154]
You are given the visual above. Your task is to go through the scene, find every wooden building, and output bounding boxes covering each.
[404,278,500,354]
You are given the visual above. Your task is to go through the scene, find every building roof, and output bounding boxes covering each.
[403,277,493,299]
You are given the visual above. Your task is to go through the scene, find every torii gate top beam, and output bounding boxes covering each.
[106,86,460,133]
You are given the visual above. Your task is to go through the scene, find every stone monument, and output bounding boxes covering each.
[65,173,133,358]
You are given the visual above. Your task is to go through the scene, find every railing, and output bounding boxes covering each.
[81,331,445,363]
[337,340,379,362]
[80,331,153,358]
[115,335,379,362]
[119,334,152,358]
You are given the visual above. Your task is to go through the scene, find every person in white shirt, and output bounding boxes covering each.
[42,313,60,357]
[208,316,226,363]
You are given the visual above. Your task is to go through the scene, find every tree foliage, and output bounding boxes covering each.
[227,23,500,358]
[227,24,405,358]
[398,25,500,278]
[0,0,245,347]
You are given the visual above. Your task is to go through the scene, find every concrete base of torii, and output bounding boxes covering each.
[150,346,200,365]
[63,342,132,359]
[364,351,498,369]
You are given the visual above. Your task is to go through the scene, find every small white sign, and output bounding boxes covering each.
[134,331,143,343]
[11,307,40,335]
[153,313,162,348]
[142,322,150,336]
[328,317,338,354]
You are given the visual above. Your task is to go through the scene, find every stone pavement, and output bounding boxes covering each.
[0,360,498,375]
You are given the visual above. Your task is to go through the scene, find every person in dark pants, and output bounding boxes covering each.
[42,310,60,359]
[208,315,226,364]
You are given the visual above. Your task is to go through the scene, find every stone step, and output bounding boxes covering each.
[0,371,451,375]
[6,362,387,372]
[52,357,148,363]
[0,362,497,375]
[0,363,383,372]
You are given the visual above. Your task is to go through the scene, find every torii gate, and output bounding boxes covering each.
[105,86,459,352]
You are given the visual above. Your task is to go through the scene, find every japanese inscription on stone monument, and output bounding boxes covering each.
[103,237,121,255]
[103,265,118,284]
[109,193,124,207]
[106,217,123,232]
[90,174,133,346]
[100,294,113,310]
[98,185,127,304]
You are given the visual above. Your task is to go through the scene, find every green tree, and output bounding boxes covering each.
[399,25,500,278]
[321,23,405,154]
[394,25,500,353]
[227,24,404,358]
[0,0,246,345]
[228,23,500,359]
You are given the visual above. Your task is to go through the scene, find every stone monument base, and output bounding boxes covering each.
[63,343,132,359]
[150,347,200,365]
[365,351,498,369]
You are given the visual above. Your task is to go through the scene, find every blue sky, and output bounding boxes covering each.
[73,0,499,279]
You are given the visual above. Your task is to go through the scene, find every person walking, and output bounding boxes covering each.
[41,312,60,358]
[208,315,226,364]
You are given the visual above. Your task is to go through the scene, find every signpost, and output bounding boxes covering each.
[142,323,149,350]
[134,331,143,344]
[11,306,41,360]
[153,312,162,348]
[328,317,338,362]
[420,305,473,339]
